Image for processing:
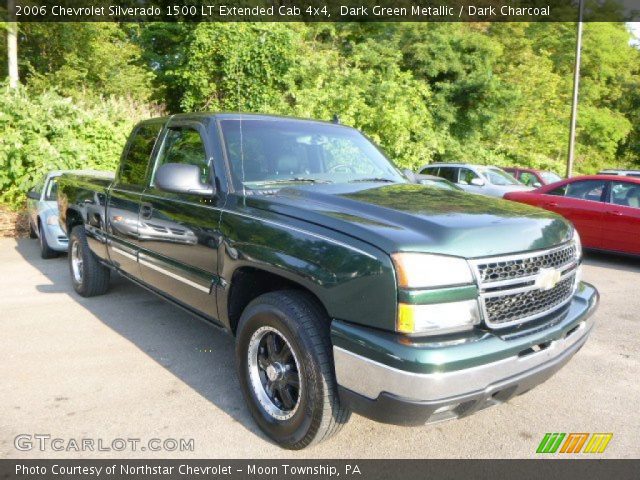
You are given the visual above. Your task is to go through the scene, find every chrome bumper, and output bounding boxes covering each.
[334,286,597,405]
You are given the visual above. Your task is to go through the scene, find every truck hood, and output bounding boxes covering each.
[246,183,572,258]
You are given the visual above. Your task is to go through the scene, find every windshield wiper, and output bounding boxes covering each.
[349,178,397,183]
[253,178,333,185]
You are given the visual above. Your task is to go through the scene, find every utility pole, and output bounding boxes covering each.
[566,0,584,178]
[6,0,19,88]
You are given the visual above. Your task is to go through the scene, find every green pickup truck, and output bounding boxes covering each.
[57,113,598,449]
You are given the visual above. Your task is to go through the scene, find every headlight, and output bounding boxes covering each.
[573,228,582,260]
[391,253,474,288]
[572,229,583,289]
[46,215,59,226]
[392,252,479,334]
[397,300,481,335]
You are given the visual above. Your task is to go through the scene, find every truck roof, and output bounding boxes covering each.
[421,163,506,169]
[138,112,353,129]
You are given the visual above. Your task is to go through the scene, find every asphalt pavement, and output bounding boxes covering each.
[1,238,638,458]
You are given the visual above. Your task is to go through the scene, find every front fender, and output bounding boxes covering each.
[218,207,397,331]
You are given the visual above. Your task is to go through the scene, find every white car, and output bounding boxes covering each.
[27,170,113,258]
[418,163,534,198]
[598,169,640,178]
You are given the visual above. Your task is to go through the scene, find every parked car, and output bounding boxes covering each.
[26,171,106,258]
[598,169,640,178]
[419,163,533,197]
[403,169,463,191]
[57,114,597,449]
[504,175,640,256]
[502,167,562,187]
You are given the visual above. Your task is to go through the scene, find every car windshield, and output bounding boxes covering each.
[480,167,520,186]
[540,171,561,184]
[44,177,59,201]
[219,119,406,190]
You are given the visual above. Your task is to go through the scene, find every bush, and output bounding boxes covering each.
[0,84,159,209]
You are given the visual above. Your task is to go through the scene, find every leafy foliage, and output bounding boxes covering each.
[1,21,639,209]
[0,85,156,207]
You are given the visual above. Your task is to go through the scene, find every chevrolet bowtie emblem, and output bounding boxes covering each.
[535,268,562,291]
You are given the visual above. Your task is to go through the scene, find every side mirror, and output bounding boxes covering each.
[155,163,215,196]
[533,182,542,188]
[27,189,40,200]
[470,178,485,187]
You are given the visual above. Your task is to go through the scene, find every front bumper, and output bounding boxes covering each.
[332,282,598,425]
[43,223,68,252]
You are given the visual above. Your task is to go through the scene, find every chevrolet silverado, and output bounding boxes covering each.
[57,114,599,449]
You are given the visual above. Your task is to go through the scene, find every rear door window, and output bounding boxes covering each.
[118,123,162,187]
[610,182,640,209]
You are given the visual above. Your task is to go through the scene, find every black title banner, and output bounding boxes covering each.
[2,0,640,22]
[2,459,640,480]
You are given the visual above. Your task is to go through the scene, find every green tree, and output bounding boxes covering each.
[17,23,155,102]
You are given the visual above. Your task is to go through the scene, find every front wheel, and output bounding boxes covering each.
[68,226,110,297]
[29,220,37,239]
[236,291,350,449]
[38,221,57,259]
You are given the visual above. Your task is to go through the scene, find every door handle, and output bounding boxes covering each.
[607,210,623,216]
[544,202,558,208]
[140,203,153,219]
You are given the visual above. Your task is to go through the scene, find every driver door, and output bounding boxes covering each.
[138,119,224,320]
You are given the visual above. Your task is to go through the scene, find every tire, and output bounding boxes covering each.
[68,225,110,297]
[38,220,58,259]
[29,220,37,239]
[236,290,350,449]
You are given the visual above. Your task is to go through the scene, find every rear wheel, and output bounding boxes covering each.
[68,226,110,297]
[38,220,57,259]
[236,290,350,449]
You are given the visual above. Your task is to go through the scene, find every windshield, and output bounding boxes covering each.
[540,171,562,184]
[480,167,520,186]
[219,119,406,190]
[44,177,59,201]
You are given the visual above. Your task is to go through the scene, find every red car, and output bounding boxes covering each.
[504,175,640,255]
[503,167,562,187]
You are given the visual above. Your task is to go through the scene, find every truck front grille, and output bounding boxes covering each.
[476,244,576,284]
[470,242,579,329]
[483,273,576,325]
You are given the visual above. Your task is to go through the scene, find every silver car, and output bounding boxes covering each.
[26,170,112,258]
[418,163,534,198]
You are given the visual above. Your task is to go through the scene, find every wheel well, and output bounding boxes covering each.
[65,208,83,233]
[227,267,326,335]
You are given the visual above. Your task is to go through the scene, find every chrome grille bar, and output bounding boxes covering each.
[469,242,579,329]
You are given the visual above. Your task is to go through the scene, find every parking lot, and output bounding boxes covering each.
[1,237,638,459]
